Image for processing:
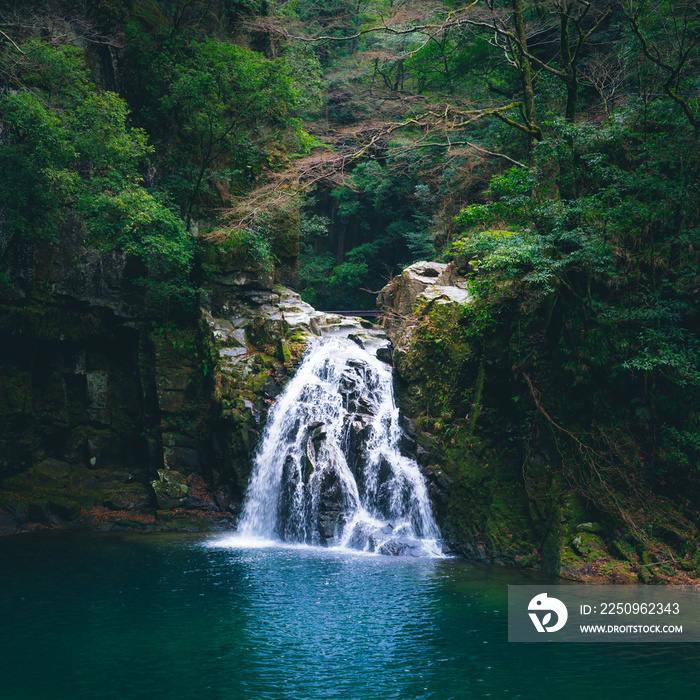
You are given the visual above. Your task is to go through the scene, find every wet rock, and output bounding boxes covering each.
[315,467,350,542]
[375,345,393,364]
[400,432,417,455]
[261,378,282,399]
[339,362,376,415]
[377,537,423,557]
[279,455,302,526]
[343,415,373,495]
[344,521,377,551]
[348,330,393,363]
[415,444,431,466]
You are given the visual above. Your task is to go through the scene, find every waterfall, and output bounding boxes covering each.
[237,337,443,557]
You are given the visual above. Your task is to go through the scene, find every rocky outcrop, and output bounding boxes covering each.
[0,225,395,536]
[377,261,700,582]
[377,261,459,317]
[378,261,472,379]
[377,262,593,571]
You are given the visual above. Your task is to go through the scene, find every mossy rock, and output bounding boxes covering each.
[151,469,189,510]
[570,531,608,560]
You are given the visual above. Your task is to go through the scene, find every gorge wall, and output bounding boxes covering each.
[379,261,700,583]
[0,228,387,536]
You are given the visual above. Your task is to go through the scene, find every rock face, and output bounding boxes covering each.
[378,261,472,379]
[377,261,700,582]
[378,261,590,573]
[0,231,210,531]
[0,224,392,534]
[377,261,456,316]
[378,261,550,568]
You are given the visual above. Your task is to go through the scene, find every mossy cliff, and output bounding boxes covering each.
[0,228,279,533]
[379,261,700,583]
[0,227,384,535]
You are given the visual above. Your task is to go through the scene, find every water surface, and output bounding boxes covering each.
[1,533,698,699]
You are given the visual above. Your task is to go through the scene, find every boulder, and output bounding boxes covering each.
[151,469,189,510]
[377,537,424,557]
[377,261,454,317]
[32,458,73,482]
[377,261,473,373]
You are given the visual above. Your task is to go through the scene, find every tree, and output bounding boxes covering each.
[122,16,322,229]
[622,0,700,135]
[0,37,191,285]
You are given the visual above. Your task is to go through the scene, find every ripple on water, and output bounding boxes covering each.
[1,534,699,700]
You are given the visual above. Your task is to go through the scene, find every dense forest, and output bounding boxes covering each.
[1,0,699,580]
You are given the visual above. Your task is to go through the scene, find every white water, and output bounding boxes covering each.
[236,337,443,557]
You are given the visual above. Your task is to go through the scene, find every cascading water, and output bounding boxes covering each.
[237,336,443,557]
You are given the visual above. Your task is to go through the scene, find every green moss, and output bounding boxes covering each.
[279,339,292,364]
[439,435,540,565]
[570,531,608,560]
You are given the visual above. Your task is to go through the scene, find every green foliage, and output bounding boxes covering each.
[298,213,336,305]
[122,21,322,221]
[0,37,192,291]
[0,91,77,240]
[207,226,276,276]
[451,110,700,492]
[454,167,538,230]
[299,163,441,308]
[82,187,191,272]
[453,229,551,282]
